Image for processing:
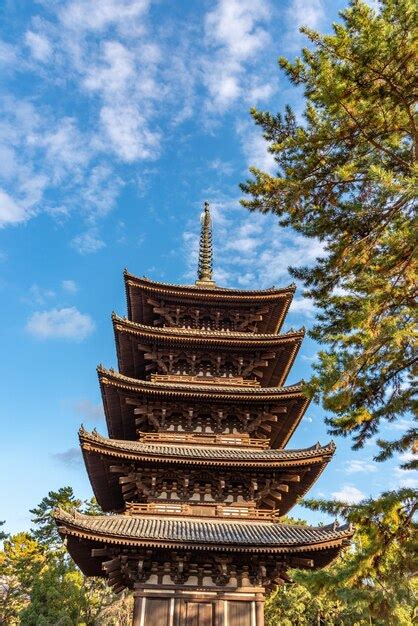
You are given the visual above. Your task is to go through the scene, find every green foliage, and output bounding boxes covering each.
[30,486,82,550]
[0,533,46,624]
[265,583,366,625]
[241,0,417,459]
[266,489,417,625]
[0,487,123,625]
[296,490,417,625]
[0,521,7,541]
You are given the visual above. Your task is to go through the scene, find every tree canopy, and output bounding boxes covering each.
[0,487,128,625]
[241,0,417,462]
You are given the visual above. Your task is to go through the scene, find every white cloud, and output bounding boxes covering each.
[282,0,325,53]
[26,284,56,306]
[203,0,274,111]
[345,459,377,474]
[26,306,94,340]
[331,485,364,504]
[53,447,82,467]
[61,279,78,293]
[0,39,17,66]
[288,0,324,29]
[290,297,315,316]
[71,229,105,255]
[0,189,31,227]
[386,418,415,432]
[58,0,150,33]
[100,104,160,162]
[25,31,52,61]
[394,467,418,489]
[74,399,104,421]
[398,450,417,464]
[237,121,276,174]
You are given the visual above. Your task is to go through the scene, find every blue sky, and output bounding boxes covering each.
[0,0,415,535]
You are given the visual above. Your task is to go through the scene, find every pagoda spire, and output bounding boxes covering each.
[195,201,216,287]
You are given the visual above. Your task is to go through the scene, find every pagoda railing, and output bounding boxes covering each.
[150,373,260,387]
[125,501,278,521]
[138,431,269,449]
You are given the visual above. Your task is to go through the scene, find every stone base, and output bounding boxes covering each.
[132,584,265,626]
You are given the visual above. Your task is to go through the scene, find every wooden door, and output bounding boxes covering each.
[185,601,213,626]
[228,601,252,626]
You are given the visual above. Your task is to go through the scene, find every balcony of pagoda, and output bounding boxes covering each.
[98,367,310,447]
[137,431,270,449]
[124,271,296,334]
[112,314,304,387]
[124,501,280,521]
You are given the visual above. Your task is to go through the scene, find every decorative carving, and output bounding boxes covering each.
[134,398,279,439]
[139,344,277,380]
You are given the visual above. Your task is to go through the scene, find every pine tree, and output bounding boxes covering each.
[294,489,417,625]
[240,0,417,461]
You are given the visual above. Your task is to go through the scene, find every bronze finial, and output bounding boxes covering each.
[195,201,216,288]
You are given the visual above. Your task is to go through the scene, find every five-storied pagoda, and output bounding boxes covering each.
[55,203,352,625]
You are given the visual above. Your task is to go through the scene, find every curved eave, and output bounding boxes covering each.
[113,313,304,343]
[98,368,310,447]
[124,271,296,337]
[55,510,353,577]
[112,315,304,388]
[80,430,334,514]
[124,271,297,298]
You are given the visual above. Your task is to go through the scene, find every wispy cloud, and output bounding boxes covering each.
[52,447,82,468]
[331,485,364,504]
[236,120,276,174]
[202,0,275,112]
[26,306,94,340]
[284,0,325,50]
[71,229,105,255]
[74,399,104,422]
[25,284,56,306]
[61,279,78,293]
[345,459,377,474]
[25,31,53,62]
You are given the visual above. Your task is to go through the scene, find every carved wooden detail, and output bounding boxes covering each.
[108,464,302,510]
[147,297,270,333]
[138,343,277,380]
[96,545,294,593]
[132,399,283,437]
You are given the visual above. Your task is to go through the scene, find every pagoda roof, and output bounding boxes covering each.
[55,509,353,576]
[80,429,334,514]
[124,272,297,300]
[112,314,304,387]
[98,368,310,448]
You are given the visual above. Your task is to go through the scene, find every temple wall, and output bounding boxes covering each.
[132,585,265,626]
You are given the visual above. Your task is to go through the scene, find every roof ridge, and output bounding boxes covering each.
[123,270,297,296]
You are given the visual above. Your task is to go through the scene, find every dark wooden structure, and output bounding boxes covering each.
[55,203,352,625]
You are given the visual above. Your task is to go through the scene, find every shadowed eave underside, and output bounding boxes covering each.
[79,428,335,513]
[97,367,310,447]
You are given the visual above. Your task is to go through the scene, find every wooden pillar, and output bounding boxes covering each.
[255,593,265,626]
[132,595,145,626]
